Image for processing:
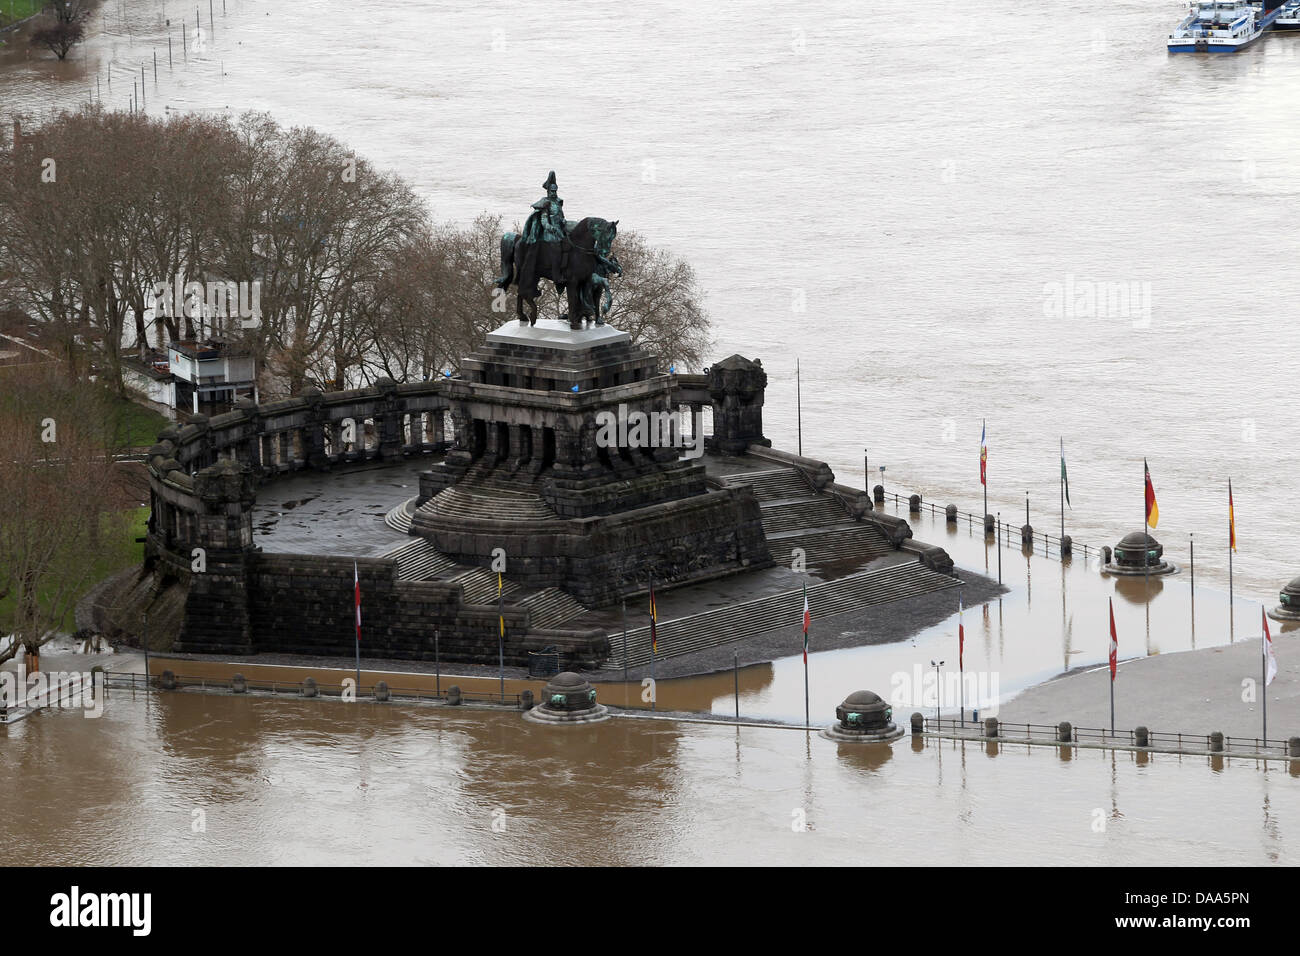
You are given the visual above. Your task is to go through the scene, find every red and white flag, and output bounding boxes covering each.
[801,584,810,663]
[354,561,361,644]
[958,594,965,671]
[1263,607,1277,687]
[1108,597,1117,681]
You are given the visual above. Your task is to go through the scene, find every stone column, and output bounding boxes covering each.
[706,355,771,456]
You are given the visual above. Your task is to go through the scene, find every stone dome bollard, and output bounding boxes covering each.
[301,677,318,698]
[945,504,957,523]
[910,711,924,735]
[873,484,884,504]
[1289,737,1300,758]
[447,685,462,705]
[1209,731,1224,753]
[1108,532,1174,575]
[231,673,247,694]
[523,672,609,724]
[1021,523,1033,546]
[1101,545,1112,565]
[1057,721,1072,743]
[984,513,995,534]
[908,494,921,513]
[160,669,177,691]
[520,689,534,710]
[1135,726,1149,747]
[1060,534,1072,556]
[822,691,905,742]
[983,716,999,738]
[373,680,390,702]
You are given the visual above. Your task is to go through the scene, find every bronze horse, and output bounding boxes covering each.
[496,217,619,330]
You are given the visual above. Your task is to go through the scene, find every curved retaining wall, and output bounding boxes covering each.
[143,378,608,667]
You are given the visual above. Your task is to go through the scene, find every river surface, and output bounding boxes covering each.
[0,691,1294,865]
[4,1,1300,862]
[4,0,1300,601]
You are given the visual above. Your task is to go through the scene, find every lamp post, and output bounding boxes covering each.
[863,448,868,490]
[930,659,945,724]
[878,464,886,502]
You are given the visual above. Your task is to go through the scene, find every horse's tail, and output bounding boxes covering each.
[495,233,517,289]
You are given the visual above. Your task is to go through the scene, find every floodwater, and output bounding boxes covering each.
[1,691,1295,865]
[5,0,1300,860]
[4,0,1300,599]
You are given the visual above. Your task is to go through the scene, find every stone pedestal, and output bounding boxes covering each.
[522,671,610,724]
[413,320,772,606]
[821,690,904,743]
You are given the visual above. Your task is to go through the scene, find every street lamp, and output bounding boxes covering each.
[930,658,944,724]
[878,464,886,501]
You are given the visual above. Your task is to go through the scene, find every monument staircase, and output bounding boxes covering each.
[719,467,894,568]
[381,538,589,631]
[601,465,941,667]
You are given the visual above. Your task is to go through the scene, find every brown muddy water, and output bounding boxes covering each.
[1,690,1295,865]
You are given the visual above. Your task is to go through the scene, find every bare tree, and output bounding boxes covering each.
[30,0,91,61]
[0,365,132,663]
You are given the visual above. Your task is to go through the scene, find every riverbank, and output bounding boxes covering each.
[1001,627,1299,740]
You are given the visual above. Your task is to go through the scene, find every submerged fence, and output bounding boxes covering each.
[914,714,1299,761]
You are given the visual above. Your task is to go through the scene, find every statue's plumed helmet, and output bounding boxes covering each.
[543,171,557,192]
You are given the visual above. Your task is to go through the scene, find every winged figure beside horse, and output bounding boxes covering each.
[495,171,621,330]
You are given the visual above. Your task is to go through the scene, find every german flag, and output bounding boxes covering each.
[1229,479,1237,552]
[1144,459,1159,529]
[649,583,658,656]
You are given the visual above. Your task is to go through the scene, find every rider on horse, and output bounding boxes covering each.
[522,171,569,287]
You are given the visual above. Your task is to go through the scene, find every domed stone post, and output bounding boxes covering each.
[822,691,904,742]
[523,672,609,724]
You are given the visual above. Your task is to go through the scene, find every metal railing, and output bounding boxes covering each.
[102,671,522,707]
[874,490,1095,563]
[915,715,1294,759]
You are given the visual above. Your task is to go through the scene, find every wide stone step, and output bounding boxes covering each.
[384,498,416,533]
[516,587,588,630]
[767,525,894,568]
[423,485,557,521]
[453,567,527,605]
[721,467,813,502]
[604,563,959,668]
[758,496,853,534]
[383,538,461,581]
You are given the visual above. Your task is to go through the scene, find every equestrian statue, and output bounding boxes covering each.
[495,172,621,330]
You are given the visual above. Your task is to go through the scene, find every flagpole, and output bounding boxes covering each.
[498,572,505,703]
[802,582,810,730]
[1059,438,1065,548]
[1228,479,1234,644]
[958,591,964,728]
[649,576,656,712]
[796,358,802,457]
[354,561,361,693]
[1262,607,1270,745]
[982,419,987,527]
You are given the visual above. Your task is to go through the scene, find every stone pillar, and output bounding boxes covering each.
[375,378,404,459]
[529,424,547,474]
[706,355,770,456]
[174,458,257,655]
